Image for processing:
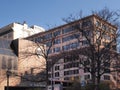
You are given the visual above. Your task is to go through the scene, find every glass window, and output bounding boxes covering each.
[46,41,52,47]
[62,45,70,51]
[54,39,61,45]
[96,21,101,27]
[102,25,106,30]
[44,33,52,40]
[47,49,52,54]
[85,74,90,80]
[84,68,90,73]
[8,58,12,69]
[62,26,74,34]
[73,70,78,75]
[103,35,111,41]
[64,77,70,80]
[62,35,76,43]
[82,40,89,45]
[35,37,43,43]
[82,20,91,27]
[53,30,61,36]
[2,56,6,69]
[13,58,17,70]
[55,72,59,77]
[55,66,59,71]
[53,47,61,53]
[104,75,110,80]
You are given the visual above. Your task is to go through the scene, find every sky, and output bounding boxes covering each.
[0,0,120,30]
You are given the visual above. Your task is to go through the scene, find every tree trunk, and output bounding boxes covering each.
[91,73,96,90]
[96,76,101,90]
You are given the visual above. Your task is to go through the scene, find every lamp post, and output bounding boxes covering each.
[6,70,11,90]
[51,60,54,90]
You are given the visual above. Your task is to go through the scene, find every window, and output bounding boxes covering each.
[8,59,12,69]
[62,42,79,51]
[73,69,79,74]
[64,69,79,76]
[96,21,101,27]
[55,66,59,71]
[82,40,89,45]
[82,20,91,27]
[70,42,79,49]
[102,25,107,30]
[64,71,69,76]
[64,55,79,63]
[53,47,61,53]
[8,32,13,39]
[48,74,51,78]
[13,58,17,70]
[53,30,61,36]
[48,49,52,54]
[64,62,79,69]
[64,77,70,80]
[85,74,90,80]
[44,33,52,40]
[111,29,115,34]
[2,56,6,69]
[84,68,90,73]
[55,72,59,77]
[104,69,110,73]
[62,44,70,51]
[1,56,17,70]
[103,35,111,41]
[62,26,74,34]
[54,39,61,44]
[62,35,76,43]
[84,30,91,36]
[35,37,42,43]
[104,75,110,80]
[96,30,101,38]
[46,41,52,47]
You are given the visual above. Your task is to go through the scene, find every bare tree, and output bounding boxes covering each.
[92,7,120,28]
[62,7,120,90]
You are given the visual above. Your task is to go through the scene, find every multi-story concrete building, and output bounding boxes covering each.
[0,22,45,40]
[27,14,118,88]
[0,15,118,90]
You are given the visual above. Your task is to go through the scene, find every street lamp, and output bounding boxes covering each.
[6,70,11,90]
[36,47,42,58]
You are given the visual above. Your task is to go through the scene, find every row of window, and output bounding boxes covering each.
[64,55,79,62]
[62,42,79,51]
[96,20,115,34]
[48,44,79,54]
[64,76,80,81]
[34,19,93,42]
[34,26,79,42]
[64,62,79,69]
[47,40,88,54]
[46,39,80,47]
[64,69,79,76]
[84,68,110,73]
[85,74,110,80]
[62,34,79,43]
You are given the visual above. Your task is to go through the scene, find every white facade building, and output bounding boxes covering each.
[0,22,45,39]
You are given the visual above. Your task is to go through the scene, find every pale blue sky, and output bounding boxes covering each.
[0,0,120,29]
